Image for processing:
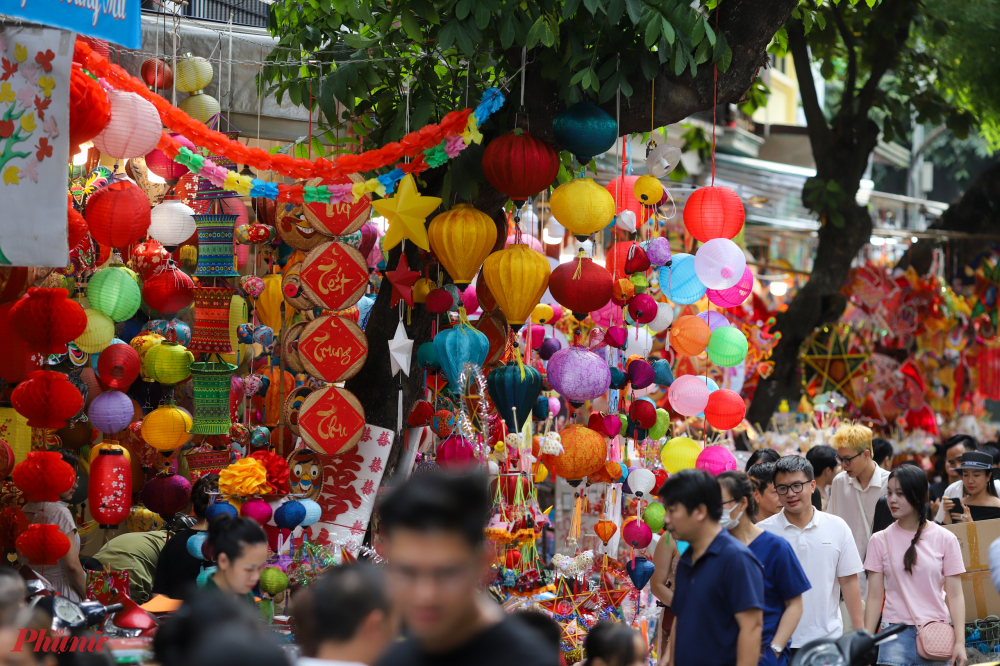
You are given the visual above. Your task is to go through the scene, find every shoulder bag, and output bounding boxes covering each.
[885,531,955,661]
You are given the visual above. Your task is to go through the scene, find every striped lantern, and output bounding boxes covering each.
[192,214,239,277]
[178,94,221,124]
[174,55,213,93]
[188,286,235,354]
[141,404,193,451]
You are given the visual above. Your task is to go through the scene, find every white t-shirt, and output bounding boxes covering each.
[758,508,865,647]
[827,466,890,599]
[933,479,1000,522]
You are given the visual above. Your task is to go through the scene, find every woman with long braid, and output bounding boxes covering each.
[863,465,967,666]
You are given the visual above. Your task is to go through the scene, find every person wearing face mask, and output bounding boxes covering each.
[718,472,810,666]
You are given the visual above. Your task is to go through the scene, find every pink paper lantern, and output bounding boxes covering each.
[695,445,738,476]
[548,396,561,416]
[505,234,543,253]
[590,301,616,328]
[706,266,753,308]
[549,303,563,321]
[462,285,479,313]
[92,91,161,159]
[696,311,731,331]
[622,518,653,548]
[241,497,273,525]
[436,434,477,470]
[695,238,747,290]
[668,375,710,417]
[519,323,545,350]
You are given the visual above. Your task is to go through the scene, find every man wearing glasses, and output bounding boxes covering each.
[826,423,889,600]
[759,456,864,658]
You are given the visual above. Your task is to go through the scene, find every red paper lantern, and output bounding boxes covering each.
[704,389,746,431]
[606,175,644,217]
[89,449,132,528]
[140,472,192,518]
[250,450,290,495]
[10,288,88,355]
[0,302,42,383]
[75,36,109,60]
[96,343,140,390]
[85,181,151,248]
[140,58,173,89]
[549,257,613,319]
[69,62,110,154]
[629,399,657,429]
[68,206,89,251]
[16,524,70,565]
[482,131,560,201]
[12,451,76,503]
[682,186,745,243]
[11,371,84,430]
[0,439,14,478]
[142,265,195,314]
[0,506,28,550]
[130,239,170,280]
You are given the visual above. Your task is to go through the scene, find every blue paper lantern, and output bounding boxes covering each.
[433,323,489,387]
[626,555,656,590]
[186,532,208,559]
[659,253,706,305]
[487,361,542,431]
[205,500,238,521]
[552,101,618,163]
[274,500,306,530]
[609,366,628,389]
[652,359,674,387]
[298,498,322,527]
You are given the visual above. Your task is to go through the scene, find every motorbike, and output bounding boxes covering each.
[790,623,907,666]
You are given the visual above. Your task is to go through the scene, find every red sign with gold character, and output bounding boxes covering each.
[298,386,366,455]
[297,316,368,382]
[299,241,369,311]
[303,175,372,237]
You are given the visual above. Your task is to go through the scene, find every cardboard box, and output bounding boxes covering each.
[944,518,1000,621]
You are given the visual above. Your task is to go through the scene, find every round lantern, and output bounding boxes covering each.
[92,91,161,159]
[205,500,238,522]
[646,236,672,267]
[548,346,611,406]
[549,178,616,240]
[149,200,197,247]
[623,327,654,358]
[144,342,194,385]
[259,567,289,596]
[89,449,132,528]
[487,361,543,431]
[241,498,273,525]
[88,391,134,435]
[683,186,745,242]
[694,238,747,290]
[549,257,613,320]
[87,267,141,321]
[552,101,618,163]
[179,94,221,123]
[668,375,711,417]
[433,322,489,387]
[11,371,83,429]
[660,436,702,474]
[482,131,560,200]
[186,532,208,559]
[436,435,477,471]
[648,303,674,333]
[634,174,664,206]
[13,451,76,502]
[642,502,666,532]
[629,399,657,429]
[69,63,111,154]
[707,326,749,368]
[140,473,191,518]
[0,440,14,479]
[628,359,655,389]
[704,389,746,430]
[706,266,753,308]
[482,243,551,330]
[140,58,173,89]
[671,315,711,356]
[75,309,115,354]
[542,424,606,481]
[145,147,188,182]
[142,265,195,314]
[659,253,706,305]
[697,311,730,331]
[85,181,151,247]
[628,294,657,325]
[627,468,657,498]
[428,204,497,286]
[67,206,89,251]
[17,524,70,565]
[696,445,738,475]
[299,498,322,527]
[175,55,214,92]
[621,518,652,549]
[0,303,40,383]
[130,240,170,280]
[9,287,87,355]
[96,343,140,390]
[274,500,306,530]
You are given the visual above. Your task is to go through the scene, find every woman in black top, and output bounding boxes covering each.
[151,474,219,600]
[943,451,1000,523]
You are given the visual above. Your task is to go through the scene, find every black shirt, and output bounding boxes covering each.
[811,487,823,511]
[375,615,559,666]
[151,527,206,601]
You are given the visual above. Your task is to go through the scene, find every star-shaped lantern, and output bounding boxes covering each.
[372,173,442,252]
[800,325,870,407]
[389,320,413,377]
[386,253,420,308]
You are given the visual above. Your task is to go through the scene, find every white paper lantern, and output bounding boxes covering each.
[694,238,747,290]
[648,302,674,333]
[175,56,214,93]
[92,91,162,159]
[149,200,197,246]
[616,209,637,233]
[624,327,653,358]
[627,468,656,497]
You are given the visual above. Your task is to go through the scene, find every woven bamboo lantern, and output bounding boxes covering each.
[189,360,237,435]
[188,286,235,354]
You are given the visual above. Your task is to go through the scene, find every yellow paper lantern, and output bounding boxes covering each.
[175,55,213,92]
[178,93,221,124]
[144,342,194,385]
[531,303,555,324]
[633,174,664,205]
[141,404,193,452]
[549,177,615,239]
[76,309,115,354]
[220,295,249,365]
[88,442,131,465]
[659,436,702,474]
[130,333,164,382]
[256,274,287,333]
[482,244,550,331]
[428,204,498,285]
[413,278,434,304]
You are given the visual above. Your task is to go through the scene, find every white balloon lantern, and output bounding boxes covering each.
[627,468,657,498]
[648,302,674,333]
[92,91,162,159]
[694,238,747,290]
[149,199,197,246]
[624,327,654,358]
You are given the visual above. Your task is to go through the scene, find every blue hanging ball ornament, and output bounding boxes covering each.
[298,498,322,528]
[274,500,307,530]
[205,500,239,521]
[625,555,656,590]
[539,337,562,360]
[487,360,543,431]
[433,322,489,387]
[651,359,674,388]
[533,394,550,421]
[253,326,275,350]
[552,101,619,164]
[237,323,255,344]
[197,566,218,588]
[186,532,208,559]
[609,366,629,390]
[417,341,441,370]
[659,253,706,305]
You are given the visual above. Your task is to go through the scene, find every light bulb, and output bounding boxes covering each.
[769,282,788,297]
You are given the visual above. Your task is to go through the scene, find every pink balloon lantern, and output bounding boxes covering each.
[668,375,711,417]
[628,293,658,324]
[462,285,479,313]
[436,435,477,470]
[231,375,244,401]
[519,324,546,350]
[706,266,753,308]
[241,498,273,525]
[695,445,738,476]
[694,238,747,290]
[549,303,563,321]
[622,518,653,548]
[548,396,561,417]
[590,300,616,328]
[505,234,543,253]
[696,311,731,331]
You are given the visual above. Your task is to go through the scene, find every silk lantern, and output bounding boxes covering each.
[549,178,615,240]
[706,266,753,308]
[141,473,191,518]
[704,389,746,430]
[552,101,618,163]
[274,500,306,531]
[487,361,543,431]
[11,371,83,429]
[668,375,710,417]
[628,294,657,324]
[205,500,238,521]
[659,253,705,305]
[89,449,131,527]
[96,343,140,390]
[646,237,672,267]
[89,391,134,434]
[549,256,613,320]
[628,359,655,390]
[436,435,477,471]
[149,200,197,247]
[482,131,560,201]
[660,436,702,474]
[548,346,611,406]
[76,309,115,354]
[13,451,76,502]
[671,315,710,356]
[622,518,652,549]
[683,186,745,242]
[241,498,273,525]
[642,502,666,532]
[142,265,195,314]
[630,398,657,429]
[542,424,606,481]
[87,267,141,322]
[130,240,170,280]
[652,359,674,388]
[707,326,748,368]
[92,91,161,159]
[696,445,738,475]
[694,238,747,290]
[433,320,490,387]
[482,243,550,330]
[8,287,86,357]
[16,525,70,565]
[628,468,656,498]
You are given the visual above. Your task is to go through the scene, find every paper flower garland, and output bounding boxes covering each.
[218,457,270,496]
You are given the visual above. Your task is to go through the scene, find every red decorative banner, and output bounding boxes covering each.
[297,316,368,382]
[298,386,366,456]
[299,242,369,311]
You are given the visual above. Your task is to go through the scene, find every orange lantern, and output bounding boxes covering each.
[594,519,618,545]
[670,315,711,356]
[541,424,606,482]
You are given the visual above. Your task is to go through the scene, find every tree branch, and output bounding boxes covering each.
[787,19,832,154]
[856,0,917,119]
[830,2,857,117]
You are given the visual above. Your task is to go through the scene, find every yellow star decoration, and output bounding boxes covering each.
[372,173,441,252]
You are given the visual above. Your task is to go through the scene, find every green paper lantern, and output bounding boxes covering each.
[87,267,141,322]
[707,326,749,368]
[642,502,666,533]
[647,408,670,440]
[259,566,289,596]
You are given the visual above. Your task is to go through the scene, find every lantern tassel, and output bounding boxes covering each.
[397,385,403,432]
[513,344,526,381]
[570,493,582,545]
[572,248,586,280]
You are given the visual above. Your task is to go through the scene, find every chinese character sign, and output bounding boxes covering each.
[6,2,141,49]
[0,28,72,267]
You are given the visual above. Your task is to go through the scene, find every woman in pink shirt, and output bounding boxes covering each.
[863,465,967,666]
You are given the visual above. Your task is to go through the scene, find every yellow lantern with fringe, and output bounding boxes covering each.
[549,177,615,240]
[482,244,550,331]
[256,274,286,333]
[428,204,497,286]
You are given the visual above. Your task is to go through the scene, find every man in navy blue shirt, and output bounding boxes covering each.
[659,469,764,666]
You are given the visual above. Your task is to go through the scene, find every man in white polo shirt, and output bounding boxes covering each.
[759,456,865,655]
[827,423,889,599]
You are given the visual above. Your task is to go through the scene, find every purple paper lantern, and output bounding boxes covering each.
[548,346,612,406]
[88,390,134,434]
[696,311,731,331]
[646,236,672,267]
[140,472,192,518]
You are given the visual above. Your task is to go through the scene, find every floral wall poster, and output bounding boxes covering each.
[0,27,72,268]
